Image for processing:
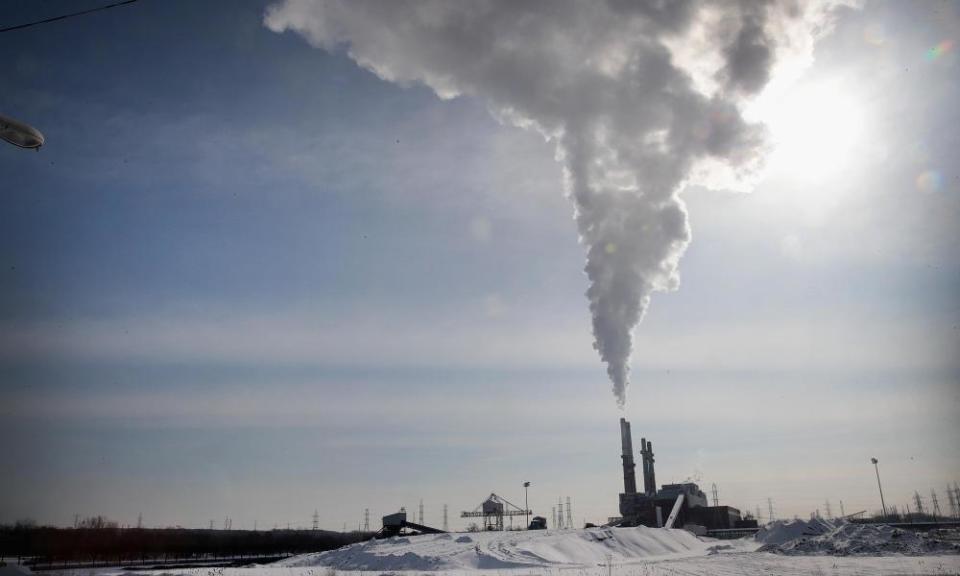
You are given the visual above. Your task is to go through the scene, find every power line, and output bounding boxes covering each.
[0,0,140,34]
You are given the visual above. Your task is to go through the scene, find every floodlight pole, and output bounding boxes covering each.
[523,481,530,529]
[871,458,888,519]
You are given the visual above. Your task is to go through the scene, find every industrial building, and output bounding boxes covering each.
[617,418,755,531]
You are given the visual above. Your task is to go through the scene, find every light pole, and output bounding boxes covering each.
[871,458,888,519]
[523,481,531,529]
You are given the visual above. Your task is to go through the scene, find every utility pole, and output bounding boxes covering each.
[914,491,925,516]
[871,458,888,518]
[839,500,845,518]
[523,482,531,529]
[947,484,958,518]
[825,500,832,519]
[137,513,142,529]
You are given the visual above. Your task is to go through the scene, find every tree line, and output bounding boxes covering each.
[0,521,372,567]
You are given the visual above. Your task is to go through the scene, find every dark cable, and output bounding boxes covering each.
[0,0,139,34]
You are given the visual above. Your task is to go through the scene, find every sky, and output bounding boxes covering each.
[0,0,958,530]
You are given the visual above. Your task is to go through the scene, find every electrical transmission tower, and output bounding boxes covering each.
[839,500,845,518]
[756,505,762,524]
[443,504,448,532]
[313,510,320,531]
[948,484,958,518]
[552,507,557,529]
[558,497,565,529]
[931,489,942,519]
[419,500,424,525]
[363,508,370,532]
[767,498,774,522]
[913,491,925,516]
[137,513,142,529]
[566,497,573,530]
[825,500,832,519]
[711,484,719,507]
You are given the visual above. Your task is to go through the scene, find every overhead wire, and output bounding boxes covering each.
[0,0,139,34]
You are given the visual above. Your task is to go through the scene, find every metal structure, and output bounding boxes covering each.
[379,508,446,538]
[711,484,719,507]
[871,458,888,518]
[363,508,370,532]
[461,493,530,531]
[664,494,685,528]
[566,497,573,529]
[443,504,448,531]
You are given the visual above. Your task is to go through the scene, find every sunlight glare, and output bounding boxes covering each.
[763,80,865,180]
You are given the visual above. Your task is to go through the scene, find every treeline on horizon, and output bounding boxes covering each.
[0,521,373,565]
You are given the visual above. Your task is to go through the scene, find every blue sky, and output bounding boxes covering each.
[1,0,958,530]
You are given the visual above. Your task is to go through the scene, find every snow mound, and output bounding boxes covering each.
[754,518,837,546]
[277,527,716,570]
[761,523,960,556]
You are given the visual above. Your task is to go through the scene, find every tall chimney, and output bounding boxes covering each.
[643,440,656,495]
[620,418,637,494]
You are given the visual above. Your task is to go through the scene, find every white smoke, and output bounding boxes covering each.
[264,0,846,407]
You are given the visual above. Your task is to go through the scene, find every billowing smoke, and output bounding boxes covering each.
[264,0,842,407]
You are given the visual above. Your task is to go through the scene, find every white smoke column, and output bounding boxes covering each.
[264,0,844,407]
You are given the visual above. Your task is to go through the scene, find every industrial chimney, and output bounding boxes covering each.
[620,418,637,495]
[641,439,657,495]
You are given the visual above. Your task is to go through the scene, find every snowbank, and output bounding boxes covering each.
[759,521,960,556]
[754,518,838,546]
[277,527,720,570]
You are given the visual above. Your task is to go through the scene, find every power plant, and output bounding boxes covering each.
[374,417,758,537]
[616,418,756,532]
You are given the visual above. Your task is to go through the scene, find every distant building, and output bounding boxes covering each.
[616,418,745,531]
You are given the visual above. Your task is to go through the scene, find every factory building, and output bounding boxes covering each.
[617,418,745,531]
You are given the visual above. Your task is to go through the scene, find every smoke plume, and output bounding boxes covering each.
[264,0,842,407]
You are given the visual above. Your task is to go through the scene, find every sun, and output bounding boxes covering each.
[754,78,866,181]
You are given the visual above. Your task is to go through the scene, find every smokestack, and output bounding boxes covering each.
[641,439,657,495]
[620,418,637,495]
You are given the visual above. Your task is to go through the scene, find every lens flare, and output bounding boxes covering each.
[916,170,942,193]
[925,40,954,61]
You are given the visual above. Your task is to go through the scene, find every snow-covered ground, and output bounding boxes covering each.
[33,521,960,576]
